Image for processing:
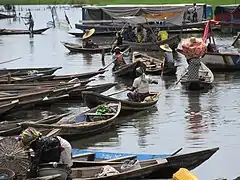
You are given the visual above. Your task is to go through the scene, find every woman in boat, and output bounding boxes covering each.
[192,3,198,22]
[160,44,174,68]
[17,127,73,179]
[82,28,98,48]
[177,37,207,81]
[112,46,127,71]
[136,24,147,43]
[127,67,158,102]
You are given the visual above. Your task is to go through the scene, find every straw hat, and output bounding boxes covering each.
[160,44,172,52]
[114,46,120,51]
[82,28,95,40]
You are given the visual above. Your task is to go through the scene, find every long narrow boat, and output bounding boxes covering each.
[21,102,121,140]
[69,147,219,179]
[82,91,160,114]
[201,51,240,72]
[0,113,70,136]
[132,51,176,75]
[68,31,116,37]
[123,35,180,51]
[0,100,19,116]
[0,66,62,76]
[0,12,16,19]
[38,147,219,179]
[61,41,129,54]
[180,62,214,91]
[113,61,146,78]
[0,27,50,35]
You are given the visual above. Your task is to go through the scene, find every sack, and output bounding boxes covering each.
[182,40,207,60]
[121,159,141,171]
[96,165,119,177]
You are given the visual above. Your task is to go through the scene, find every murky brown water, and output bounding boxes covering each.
[0,5,240,179]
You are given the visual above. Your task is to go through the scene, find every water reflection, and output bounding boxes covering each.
[132,108,158,147]
[29,37,34,55]
[82,53,93,65]
[185,92,209,143]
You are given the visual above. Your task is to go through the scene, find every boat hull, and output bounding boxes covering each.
[0,28,50,35]
[201,52,240,72]
[82,91,159,115]
[123,35,180,51]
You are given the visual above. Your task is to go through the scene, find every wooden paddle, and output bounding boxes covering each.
[107,88,128,96]
[232,32,240,46]
[171,148,183,156]
[0,57,21,65]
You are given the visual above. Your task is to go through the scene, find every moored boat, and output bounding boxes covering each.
[123,35,181,51]
[132,51,176,75]
[21,102,121,140]
[180,62,214,91]
[0,113,70,136]
[61,41,129,54]
[82,91,160,115]
[0,12,16,19]
[68,31,116,37]
[201,51,240,72]
[113,61,146,78]
[70,147,219,179]
[0,27,50,35]
[0,66,62,76]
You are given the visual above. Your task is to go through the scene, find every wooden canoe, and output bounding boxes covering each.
[21,102,121,140]
[0,12,16,19]
[68,31,116,37]
[0,69,106,84]
[0,27,50,35]
[112,61,146,78]
[69,147,219,179]
[68,82,117,100]
[132,51,176,75]
[201,51,240,72]
[82,91,160,114]
[61,41,129,54]
[123,35,181,51]
[180,62,214,91]
[0,100,19,116]
[0,66,62,76]
[0,113,70,136]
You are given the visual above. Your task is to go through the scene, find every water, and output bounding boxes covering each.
[1,5,240,179]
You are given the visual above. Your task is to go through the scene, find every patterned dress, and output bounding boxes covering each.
[188,58,200,80]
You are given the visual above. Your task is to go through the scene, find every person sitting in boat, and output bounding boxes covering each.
[123,25,137,42]
[82,28,98,48]
[17,127,73,179]
[136,24,147,43]
[160,44,174,68]
[127,67,158,102]
[112,46,127,71]
[157,30,168,41]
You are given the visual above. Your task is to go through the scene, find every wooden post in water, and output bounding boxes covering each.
[7,73,11,84]
[101,49,105,65]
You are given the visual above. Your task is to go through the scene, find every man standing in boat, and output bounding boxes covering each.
[82,28,98,48]
[192,3,198,22]
[26,9,34,34]
[127,67,158,102]
[17,127,73,179]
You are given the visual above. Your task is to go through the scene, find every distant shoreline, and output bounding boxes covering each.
[0,0,237,6]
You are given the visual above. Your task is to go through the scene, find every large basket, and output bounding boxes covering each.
[0,168,15,180]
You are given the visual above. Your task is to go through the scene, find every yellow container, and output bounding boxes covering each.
[173,168,198,180]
